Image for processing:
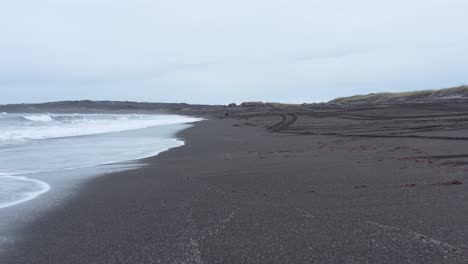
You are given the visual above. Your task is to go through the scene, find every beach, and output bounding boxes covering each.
[1,103,468,263]
[2,0,467,261]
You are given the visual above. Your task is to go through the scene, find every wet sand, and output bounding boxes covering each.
[2,103,468,263]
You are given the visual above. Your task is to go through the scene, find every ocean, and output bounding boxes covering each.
[0,112,200,209]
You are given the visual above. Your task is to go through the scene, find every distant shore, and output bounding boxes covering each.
[2,102,468,263]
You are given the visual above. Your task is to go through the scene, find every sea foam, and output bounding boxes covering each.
[23,115,54,122]
[0,175,51,209]
[0,113,200,209]
[0,114,200,141]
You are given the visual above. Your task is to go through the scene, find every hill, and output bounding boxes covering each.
[329,85,468,105]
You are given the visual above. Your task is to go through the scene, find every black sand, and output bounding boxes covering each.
[2,103,468,263]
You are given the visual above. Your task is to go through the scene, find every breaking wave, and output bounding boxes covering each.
[0,113,200,142]
[0,113,201,209]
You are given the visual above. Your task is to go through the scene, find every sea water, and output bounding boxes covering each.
[0,113,200,209]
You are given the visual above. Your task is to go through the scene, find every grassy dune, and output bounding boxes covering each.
[330,85,468,104]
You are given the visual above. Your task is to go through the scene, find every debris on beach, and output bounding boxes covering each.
[395,183,417,188]
[354,185,368,189]
[431,179,463,186]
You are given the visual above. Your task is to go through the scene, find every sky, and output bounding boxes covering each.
[1,0,467,104]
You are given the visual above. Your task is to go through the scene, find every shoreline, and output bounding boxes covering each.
[0,120,199,259]
[1,110,468,263]
[0,175,51,209]
[0,114,200,210]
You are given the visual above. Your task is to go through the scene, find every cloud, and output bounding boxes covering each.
[0,0,467,104]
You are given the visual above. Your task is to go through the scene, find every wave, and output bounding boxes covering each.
[0,137,185,209]
[0,138,185,177]
[0,114,199,209]
[0,175,51,209]
[23,115,54,122]
[0,114,201,142]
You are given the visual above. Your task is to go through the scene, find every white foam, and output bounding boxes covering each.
[23,115,54,122]
[0,114,200,209]
[0,139,183,210]
[0,114,201,141]
[0,175,51,209]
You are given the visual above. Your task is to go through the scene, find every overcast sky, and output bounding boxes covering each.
[1,0,467,104]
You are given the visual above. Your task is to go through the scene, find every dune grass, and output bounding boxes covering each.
[330,85,468,104]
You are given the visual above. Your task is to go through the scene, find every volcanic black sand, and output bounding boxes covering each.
[2,103,468,263]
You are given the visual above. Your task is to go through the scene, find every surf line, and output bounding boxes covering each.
[0,175,51,209]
